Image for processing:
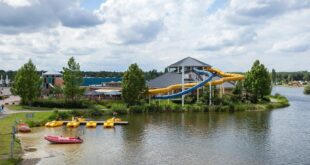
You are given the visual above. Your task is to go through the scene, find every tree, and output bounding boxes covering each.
[122,63,146,105]
[63,57,83,102]
[304,85,310,94]
[11,59,41,105]
[271,68,276,84]
[303,71,310,82]
[244,60,272,103]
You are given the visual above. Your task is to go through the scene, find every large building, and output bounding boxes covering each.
[148,57,236,104]
[148,57,235,90]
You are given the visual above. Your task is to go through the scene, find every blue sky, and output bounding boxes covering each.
[0,0,309,72]
[81,0,105,10]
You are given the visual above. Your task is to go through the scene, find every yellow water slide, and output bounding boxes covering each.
[148,67,244,96]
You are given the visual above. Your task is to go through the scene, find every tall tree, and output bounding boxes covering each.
[11,59,41,105]
[271,68,276,84]
[244,60,272,103]
[303,71,310,82]
[122,63,146,105]
[63,57,83,102]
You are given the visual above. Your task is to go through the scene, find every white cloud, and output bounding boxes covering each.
[0,0,309,72]
[0,0,102,34]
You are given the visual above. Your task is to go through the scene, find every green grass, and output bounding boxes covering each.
[6,105,56,111]
[6,105,91,112]
[0,112,52,164]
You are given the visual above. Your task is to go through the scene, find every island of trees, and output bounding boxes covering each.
[6,57,290,119]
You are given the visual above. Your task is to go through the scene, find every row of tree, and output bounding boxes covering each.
[2,69,161,82]
[271,70,310,84]
[11,57,83,105]
[9,57,274,106]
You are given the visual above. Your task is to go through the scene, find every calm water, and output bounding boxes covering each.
[19,87,310,165]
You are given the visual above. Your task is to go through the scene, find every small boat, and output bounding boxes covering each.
[77,117,85,122]
[114,118,122,122]
[86,121,97,128]
[103,121,114,128]
[18,123,31,133]
[44,135,83,144]
[67,121,80,128]
[45,121,63,127]
[106,117,122,123]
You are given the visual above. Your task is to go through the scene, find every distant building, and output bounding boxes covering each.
[81,77,122,87]
[41,71,122,99]
[42,71,62,95]
[0,75,10,87]
[82,77,122,100]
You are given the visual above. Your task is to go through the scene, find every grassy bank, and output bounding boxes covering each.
[0,112,52,164]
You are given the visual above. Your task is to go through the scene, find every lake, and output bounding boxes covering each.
[19,87,310,165]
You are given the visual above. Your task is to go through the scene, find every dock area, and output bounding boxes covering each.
[62,121,129,125]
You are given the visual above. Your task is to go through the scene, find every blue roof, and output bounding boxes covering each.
[82,77,122,86]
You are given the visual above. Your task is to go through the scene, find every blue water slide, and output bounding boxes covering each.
[154,68,216,99]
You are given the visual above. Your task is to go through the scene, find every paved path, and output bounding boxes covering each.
[0,95,70,119]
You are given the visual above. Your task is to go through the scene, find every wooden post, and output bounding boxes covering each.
[10,125,15,159]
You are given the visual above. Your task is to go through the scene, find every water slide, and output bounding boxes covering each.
[153,69,215,99]
[149,67,244,99]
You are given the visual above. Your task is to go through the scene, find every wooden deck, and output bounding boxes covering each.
[62,121,129,125]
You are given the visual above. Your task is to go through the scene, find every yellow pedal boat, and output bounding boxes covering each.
[77,117,86,122]
[67,121,80,128]
[86,121,97,128]
[106,117,122,123]
[103,121,114,128]
[45,121,64,127]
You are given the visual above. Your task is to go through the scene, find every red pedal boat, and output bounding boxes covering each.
[18,123,31,133]
[44,135,83,144]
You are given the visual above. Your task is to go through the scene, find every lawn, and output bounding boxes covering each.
[0,112,52,164]
[6,105,57,111]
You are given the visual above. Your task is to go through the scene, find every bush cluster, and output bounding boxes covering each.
[32,99,89,109]
[304,85,310,95]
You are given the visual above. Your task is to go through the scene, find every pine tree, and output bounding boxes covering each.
[63,57,83,102]
[122,63,146,105]
[11,59,42,105]
[244,60,272,103]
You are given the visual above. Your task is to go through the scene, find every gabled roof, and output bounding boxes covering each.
[168,57,211,68]
[147,72,182,88]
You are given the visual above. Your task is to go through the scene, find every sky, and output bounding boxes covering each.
[0,0,309,72]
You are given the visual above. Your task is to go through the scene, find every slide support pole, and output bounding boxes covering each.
[182,66,185,107]
[209,82,212,106]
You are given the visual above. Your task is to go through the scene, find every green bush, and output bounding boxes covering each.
[145,103,163,113]
[304,85,310,94]
[89,108,104,117]
[111,103,128,114]
[26,119,48,127]
[32,99,90,109]
[129,105,145,113]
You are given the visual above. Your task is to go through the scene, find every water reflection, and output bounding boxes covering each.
[18,87,310,165]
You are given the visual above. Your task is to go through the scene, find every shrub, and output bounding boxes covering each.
[89,108,104,117]
[129,105,145,113]
[26,119,48,127]
[111,103,128,114]
[145,103,164,113]
[304,85,310,95]
[32,99,90,109]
